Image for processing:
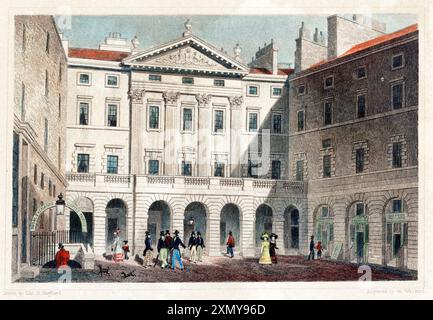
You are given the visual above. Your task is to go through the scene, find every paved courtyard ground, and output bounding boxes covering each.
[20,254,417,283]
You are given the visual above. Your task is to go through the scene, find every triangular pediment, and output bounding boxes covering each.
[123,35,249,76]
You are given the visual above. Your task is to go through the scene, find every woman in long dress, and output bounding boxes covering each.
[259,232,272,264]
[112,230,124,263]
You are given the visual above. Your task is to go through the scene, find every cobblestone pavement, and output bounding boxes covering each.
[20,255,417,283]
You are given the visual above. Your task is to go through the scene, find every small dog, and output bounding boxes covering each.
[98,264,110,276]
[120,270,135,279]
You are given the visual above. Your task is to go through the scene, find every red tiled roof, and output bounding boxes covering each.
[249,67,294,76]
[306,24,418,71]
[68,48,129,62]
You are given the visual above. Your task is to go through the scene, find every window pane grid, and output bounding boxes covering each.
[107,155,118,174]
[183,108,193,131]
[79,102,89,125]
[77,154,89,173]
[214,110,224,132]
[149,106,159,129]
[107,104,118,127]
[249,113,258,131]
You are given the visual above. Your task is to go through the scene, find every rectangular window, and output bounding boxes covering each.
[40,173,45,189]
[78,73,90,85]
[392,53,404,69]
[214,162,225,177]
[356,203,365,215]
[107,104,118,127]
[271,160,281,180]
[214,79,225,87]
[58,137,61,169]
[148,160,159,175]
[22,24,26,51]
[77,154,90,173]
[297,110,304,131]
[272,87,282,97]
[324,101,332,125]
[79,102,89,125]
[45,32,50,53]
[272,114,282,133]
[182,108,193,131]
[34,164,38,185]
[392,142,402,168]
[44,118,48,153]
[33,198,37,214]
[356,148,364,173]
[403,223,408,246]
[296,160,304,181]
[323,155,331,178]
[45,70,49,97]
[21,83,26,119]
[59,63,62,82]
[248,85,259,96]
[248,160,259,178]
[149,74,162,82]
[106,74,119,87]
[149,106,160,129]
[48,180,52,196]
[357,94,366,118]
[321,206,329,217]
[248,112,258,132]
[182,77,194,85]
[324,76,334,89]
[214,110,224,133]
[107,155,118,174]
[357,66,366,79]
[53,185,56,198]
[181,161,192,176]
[392,83,404,109]
[393,199,402,213]
[322,139,331,149]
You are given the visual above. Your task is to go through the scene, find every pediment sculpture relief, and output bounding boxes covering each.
[151,47,219,68]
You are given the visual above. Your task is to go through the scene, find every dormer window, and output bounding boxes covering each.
[298,84,306,95]
[392,53,404,70]
[356,66,367,79]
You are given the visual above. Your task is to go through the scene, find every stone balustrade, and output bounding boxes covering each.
[66,172,307,195]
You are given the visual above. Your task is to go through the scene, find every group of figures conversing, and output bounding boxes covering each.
[259,232,279,264]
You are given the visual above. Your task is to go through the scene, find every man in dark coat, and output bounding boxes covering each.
[270,233,279,264]
[196,231,205,262]
[308,235,315,260]
[157,231,168,268]
[188,231,197,263]
[165,230,173,264]
[171,230,186,270]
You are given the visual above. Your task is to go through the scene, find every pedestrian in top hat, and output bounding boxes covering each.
[196,231,205,262]
[55,243,70,269]
[157,231,169,268]
[111,229,124,263]
[269,233,279,264]
[308,235,315,260]
[171,230,186,270]
[122,240,130,260]
[188,231,198,263]
[165,230,173,265]
[226,231,235,258]
[259,232,272,264]
[143,231,154,268]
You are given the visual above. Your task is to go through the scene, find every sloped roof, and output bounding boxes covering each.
[305,24,418,71]
[68,48,129,61]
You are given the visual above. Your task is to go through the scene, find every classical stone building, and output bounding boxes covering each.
[289,15,418,270]
[64,22,306,257]
[62,15,418,271]
[12,16,68,279]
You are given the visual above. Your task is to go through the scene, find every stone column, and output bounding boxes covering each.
[93,199,107,255]
[207,209,221,256]
[163,91,180,176]
[128,88,145,174]
[229,96,243,177]
[241,208,255,257]
[196,94,212,177]
[171,208,185,241]
[134,195,149,256]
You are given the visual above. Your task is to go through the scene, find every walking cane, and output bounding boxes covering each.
[153,253,160,268]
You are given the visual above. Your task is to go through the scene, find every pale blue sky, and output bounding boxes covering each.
[56,14,417,66]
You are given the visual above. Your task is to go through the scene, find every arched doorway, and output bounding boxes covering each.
[255,204,273,248]
[148,201,171,247]
[184,202,207,247]
[105,199,127,251]
[383,198,408,269]
[314,205,334,257]
[284,206,300,252]
[220,204,241,254]
[70,197,94,246]
[347,202,369,263]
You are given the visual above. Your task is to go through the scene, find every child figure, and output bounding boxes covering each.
[316,241,322,260]
[122,240,130,260]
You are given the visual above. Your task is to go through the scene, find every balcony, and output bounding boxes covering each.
[66,172,307,195]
